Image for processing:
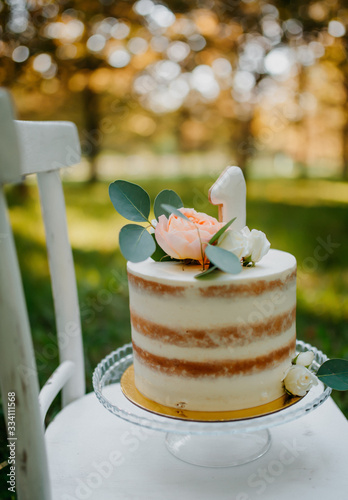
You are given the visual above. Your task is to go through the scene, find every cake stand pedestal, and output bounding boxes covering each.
[165,429,271,467]
[93,341,331,468]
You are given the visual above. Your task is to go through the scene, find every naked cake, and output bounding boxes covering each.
[109,166,297,411]
[127,249,296,411]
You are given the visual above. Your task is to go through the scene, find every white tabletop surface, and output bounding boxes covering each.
[46,385,348,500]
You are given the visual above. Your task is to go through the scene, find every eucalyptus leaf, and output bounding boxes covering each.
[109,180,150,222]
[161,204,192,223]
[205,244,242,275]
[195,265,218,279]
[317,359,348,391]
[154,190,183,221]
[119,224,155,263]
[209,217,237,245]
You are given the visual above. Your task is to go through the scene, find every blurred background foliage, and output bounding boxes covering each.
[1,0,348,180]
[0,1,348,495]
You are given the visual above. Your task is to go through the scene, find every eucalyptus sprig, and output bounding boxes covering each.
[195,217,241,279]
[109,180,183,263]
[317,359,348,391]
[109,180,242,278]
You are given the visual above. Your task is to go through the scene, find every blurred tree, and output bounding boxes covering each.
[0,0,347,180]
[0,0,144,180]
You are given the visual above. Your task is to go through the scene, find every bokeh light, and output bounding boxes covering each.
[212,58,232,78]
[87,34,106,52]
[108,49,131,68]
[264,47,294,77]
[187,34,206,51]
[110,22,130,40]
[190,65,220,100]
[33,54,52,73]
[328,20,346,38]
[134,0,155,16]
[166,41,190,62]
[12,46,29,63]
[148,4,175,28]
[128,37,148,55]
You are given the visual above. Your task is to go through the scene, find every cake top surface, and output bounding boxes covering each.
[127,249,296,285]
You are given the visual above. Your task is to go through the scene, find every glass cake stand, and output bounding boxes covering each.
[92,340,331,467]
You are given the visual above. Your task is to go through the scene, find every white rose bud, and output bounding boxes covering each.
[283,365,318,397]
[247,228,271,263]
[218,229,250,259]
[295,351,315,368]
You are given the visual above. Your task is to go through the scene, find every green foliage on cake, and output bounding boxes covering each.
[109,179,270,278]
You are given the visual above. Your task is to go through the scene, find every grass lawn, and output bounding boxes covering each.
[1,176,347,498]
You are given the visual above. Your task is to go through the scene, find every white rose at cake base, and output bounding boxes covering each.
[295,351,315,367]
[283,365,318,397]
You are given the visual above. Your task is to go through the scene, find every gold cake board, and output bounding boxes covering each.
[120,365,302,423]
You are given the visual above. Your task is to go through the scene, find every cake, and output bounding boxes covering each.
[127,249,296,411]
[109,166,298,412]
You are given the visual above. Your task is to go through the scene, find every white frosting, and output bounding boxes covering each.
[127,249,296,285]
[129,283,296,330]
[134,358,290,412]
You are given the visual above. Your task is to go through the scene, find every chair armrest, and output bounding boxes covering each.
[39,361,75,425]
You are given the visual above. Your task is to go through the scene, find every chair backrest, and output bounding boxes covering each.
[0,89,85,499]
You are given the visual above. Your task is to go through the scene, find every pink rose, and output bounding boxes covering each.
[155,208,224,262]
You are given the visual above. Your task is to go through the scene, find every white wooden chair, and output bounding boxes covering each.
[1,88,348,500]
[0,88,87,497]
[0,89,103,499]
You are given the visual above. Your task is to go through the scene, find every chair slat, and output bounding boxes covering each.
[0,187,51,500]
[37,170,85,407]
[0,90,22,184]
